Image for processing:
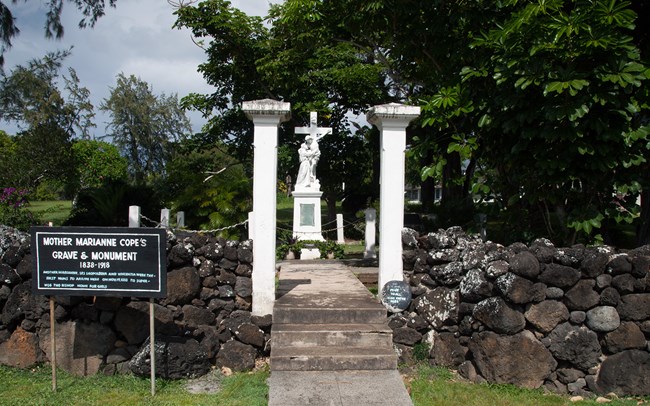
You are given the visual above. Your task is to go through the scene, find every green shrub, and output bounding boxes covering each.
[0,188,40,231]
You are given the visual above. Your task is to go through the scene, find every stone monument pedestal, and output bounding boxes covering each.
[292,189,325,242]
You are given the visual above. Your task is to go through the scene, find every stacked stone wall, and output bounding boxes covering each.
[0,225,269,378]
[396,227,650,397]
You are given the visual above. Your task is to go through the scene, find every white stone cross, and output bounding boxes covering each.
[295,112,332,141]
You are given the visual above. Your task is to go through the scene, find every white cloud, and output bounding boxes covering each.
[2,0,278,135]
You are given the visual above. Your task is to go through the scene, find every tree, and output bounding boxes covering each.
[174,0,385,218]
[458,0,650,245]
[162,138,251,236]
[0,0,117,66]
[0,51,94,188]
[101,73,191,183]
[272,0,650,246]
[71,139,128,192]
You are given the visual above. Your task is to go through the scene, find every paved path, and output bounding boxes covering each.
[268,261,412,406]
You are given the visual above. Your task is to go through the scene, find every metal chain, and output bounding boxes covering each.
[140,215,163,228]
[138,215,249,234]
[171,219,249,234]
[277,218,365,233]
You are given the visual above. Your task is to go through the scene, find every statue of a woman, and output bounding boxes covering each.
[295,135,320,189]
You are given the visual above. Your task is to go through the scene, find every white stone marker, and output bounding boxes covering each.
[336,213,345,243]
[129,205,141,228]
[367,103,420,295]
[176,211,185,228]
[242,99,291,316]
[364,207,377,259]
[160,208,170,228]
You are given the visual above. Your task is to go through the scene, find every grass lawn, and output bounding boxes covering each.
[1,363,648,406]
[27,200,72,226]
[0,365,268,406]
[405,364,648,406]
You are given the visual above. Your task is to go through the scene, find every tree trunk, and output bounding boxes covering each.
[420,177,436,211]
[441,150,464,206]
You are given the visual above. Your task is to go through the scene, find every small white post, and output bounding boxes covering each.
[242,99,291,316]
[160,208,170,228]
[364,208,377,259]
[176,211,185,228]
[367,103,420,295]
[248,211,255,241]
[129,206,141,228]
[336,214,345,244]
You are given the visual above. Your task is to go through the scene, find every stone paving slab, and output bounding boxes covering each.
[267,370,413,406]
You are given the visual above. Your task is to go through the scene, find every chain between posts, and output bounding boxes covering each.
[276,218,364,233]
[142,213,363,235]
[139,215,249,234]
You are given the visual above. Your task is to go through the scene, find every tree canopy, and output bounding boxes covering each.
[0,0,117,66]
[0,51,94,188]
[101,73,191,183]
[176,0,650,245]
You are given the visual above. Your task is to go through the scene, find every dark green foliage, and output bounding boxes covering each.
[101,73,191,184]
[0,187,40,230]
[65,180,162,227]
[161,140,251,238]
[0,51,93,190]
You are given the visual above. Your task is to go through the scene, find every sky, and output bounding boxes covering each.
[2,0,281,136]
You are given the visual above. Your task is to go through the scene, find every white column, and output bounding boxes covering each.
[364,207,377,259]
[367,103,420,295]
[176,211,185,228]
[336,214,345,243]
[242,99,291,316]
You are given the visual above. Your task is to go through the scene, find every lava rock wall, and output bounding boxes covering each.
[0,225,270,378]
[397,227,650,397]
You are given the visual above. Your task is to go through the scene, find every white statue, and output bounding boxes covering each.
[296,135,321,188]
[294,112,331,191]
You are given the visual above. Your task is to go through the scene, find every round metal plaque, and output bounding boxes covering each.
[381,280,412,313]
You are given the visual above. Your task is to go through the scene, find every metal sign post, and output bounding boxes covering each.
[150,297,156,396]
[50,296,56,392]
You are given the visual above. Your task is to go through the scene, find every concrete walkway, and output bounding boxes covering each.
[268,261,412,406]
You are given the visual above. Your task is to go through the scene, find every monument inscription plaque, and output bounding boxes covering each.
[31,227,167,297]
[300,203,315,226]
[381,280,412,312]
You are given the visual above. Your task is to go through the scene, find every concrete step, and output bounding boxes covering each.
[273,305,387,324]
[272,323,393,348]
[270,346,398,371]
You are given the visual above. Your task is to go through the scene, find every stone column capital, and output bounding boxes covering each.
[242,99,291,124]
[366,103,420,130]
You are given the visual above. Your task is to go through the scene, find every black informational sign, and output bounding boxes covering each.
[31,227,167,298]
[381,280,412,313]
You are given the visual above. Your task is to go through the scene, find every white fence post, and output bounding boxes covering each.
[364,208,377,259]
[129,206,141,228]
[160,209,170,229]
[176,211,185,229]
[336,214,345,244]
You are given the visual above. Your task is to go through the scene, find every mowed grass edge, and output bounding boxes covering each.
[404,364,648,406]
[0,365,268,406]
[2,364,648,406]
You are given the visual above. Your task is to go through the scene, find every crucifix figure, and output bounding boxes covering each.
[294,112,332,190]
